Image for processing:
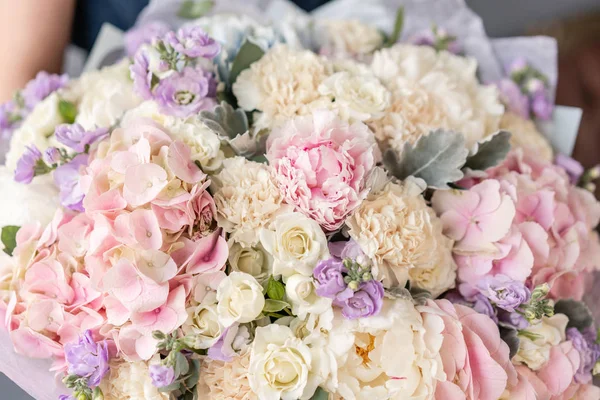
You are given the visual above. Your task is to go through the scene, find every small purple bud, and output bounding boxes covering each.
[507,57,528,74]
[149,364,175,388]
[55,124,108,153]
[531,92,553,120]
[43,147,61,165]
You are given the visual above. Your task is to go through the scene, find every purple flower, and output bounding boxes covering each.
[167,26,220,59]
[329,239,364,261]
[130,51,154,100]
[58,396,75,400]
[498,310,529,330]
[149,364,175,388]
[336,280,384,319]
[495,79,530,119]
[55,124,108,153]
[531,92,553,120]
[154,67,217,118]
[43,147,61,165]
[314,257,349,299]
[454,285,498,323]
[478,275,531,312]
[472,293,498,323]
[14,145,42,184]
[22,71,68,109]
[555,153,584,184]
[54,154,88,212]
[124,21,171,57]
[64,330,110,387]
[567,327,600,384]
[507,57,528,75]
[407,30,435,47]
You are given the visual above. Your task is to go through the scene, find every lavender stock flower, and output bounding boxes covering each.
[314,257,349,299]
[555,153,585,184]
[43,147,61,166]
[54,154,88,212]
[495,78,530,119]
[478,275,531,312]
[531,92,553,120]
[124,21,171,57]
[64,330,109,387]
[55,124,108,153]
[14,145,43,183]
[567,327,600,384]
[130,50,154,100]
[154,67,217,117]
[168,26,220,59]
[336,279,384,319]
[149,364,175,388]
[22,71,68,109]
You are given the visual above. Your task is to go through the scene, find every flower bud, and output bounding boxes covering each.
[348,281,359,290]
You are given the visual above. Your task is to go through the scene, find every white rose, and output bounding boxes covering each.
[182,302,224,349]
[5,93,63,169]
[285,274,332,319]
[514,314,568,370]
[249,324,316,400]
[164,118,224,172]
[228,241,273,285]
[319,71,391,121]
[216,272,265,327]
[260,212,329,279]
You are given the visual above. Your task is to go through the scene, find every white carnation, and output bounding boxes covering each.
[318,19,384,58]
[100,355,169,400]
[199,351,257,400]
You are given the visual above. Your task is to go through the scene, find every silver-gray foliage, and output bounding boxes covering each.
[464,130,512,171]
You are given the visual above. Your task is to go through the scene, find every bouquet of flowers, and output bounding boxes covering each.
[1,0,599,399]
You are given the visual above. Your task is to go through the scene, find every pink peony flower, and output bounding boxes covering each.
[267,110,380,230]
[422,299,516,400]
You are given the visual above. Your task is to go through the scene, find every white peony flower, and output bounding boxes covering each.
[216,271,265,327]
[228,241,273,285]
[5,93,63,169]
[285,274,332,319]
[260,212,329,279]
[199,351,257,400]
[100,355,169,400]
[182,301,224,349]
[0,167,60,227]
[69,59,142,130]
[317,19,384,58]
[232,45,332,130]
[327,299,445,400]
[289,308,335,341]
[249,324,328,400]
[346,178,456,290]
[369,44,503,150]
[318,71,391,122]
[212,157,289,245]
[514,313,568,370]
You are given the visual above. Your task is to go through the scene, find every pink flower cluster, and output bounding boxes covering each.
[267,110,381,231]
[433,149,600,300]
[1,120,227,369]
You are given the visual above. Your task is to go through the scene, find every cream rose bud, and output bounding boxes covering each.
[182,302,224,349]
[249,325,316,400]
[514,313,569,370]
[216,272,266,327]
[285,274,333,319]
[260,212,329,279]
[228,242,273,285]
[318,71,391,121]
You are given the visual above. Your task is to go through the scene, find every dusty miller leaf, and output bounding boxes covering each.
[554,299,593,331]
[464,130,512,171]
[199,101,248,140]
[383,129,468,189]
[229,39,265,86]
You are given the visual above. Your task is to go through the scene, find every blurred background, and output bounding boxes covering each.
[1,0,600,398]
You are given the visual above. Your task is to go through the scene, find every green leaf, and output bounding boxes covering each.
[464,130,512,171]
[174,352,190,377]
[158,381,182,393]
[263,299,290,313]
[554,299,593,331]
[266,276,285,300]
[310,387,330,400]
[1,225,20,256]
[58,99,77,124]
[177,0,214,19]
[199,101,249,140]
[385,7,404,47]
[184,359,201,390]
[229,39,265,86]
[384,129,468,189]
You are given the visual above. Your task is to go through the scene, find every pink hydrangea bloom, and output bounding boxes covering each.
[267,110,381,230]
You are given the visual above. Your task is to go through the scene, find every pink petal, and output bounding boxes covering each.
[167,141,206,184]
[11,327,62,358]
[130,209,163,250]
[136,249,177,284]
[123,163,168,206]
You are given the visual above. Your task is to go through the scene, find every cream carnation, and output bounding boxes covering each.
[259,212,329,279]
[199,352,257,400]
[212,157,288,245]
[232,45,331,130]
[500,111,553,162]
[328,299,445,400]
[318,71,391,121]
[369,44,503,151]
[346,178,456,289]
[318,19,384,58]
[100,355,168,400]
[514,314,569,370]
[267,110,380,230]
